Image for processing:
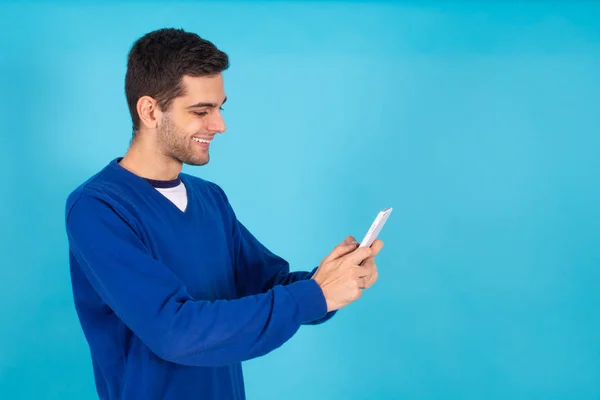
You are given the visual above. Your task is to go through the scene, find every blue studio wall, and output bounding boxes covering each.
[1,1,599,399]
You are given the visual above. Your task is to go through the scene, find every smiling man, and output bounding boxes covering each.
[64,28,383,400]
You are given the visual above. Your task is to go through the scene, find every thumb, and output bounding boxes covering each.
[343,235,358,245]
[322,238,359,264]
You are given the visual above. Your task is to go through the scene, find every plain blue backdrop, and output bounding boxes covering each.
[1,1,599,399]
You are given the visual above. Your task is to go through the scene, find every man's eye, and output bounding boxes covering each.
[193,108,223,117]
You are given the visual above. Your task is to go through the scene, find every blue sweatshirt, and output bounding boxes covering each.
[65,158,335,400]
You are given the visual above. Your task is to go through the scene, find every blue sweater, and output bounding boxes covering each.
[65,158,335,400]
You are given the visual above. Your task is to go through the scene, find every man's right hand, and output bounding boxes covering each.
[311,238,374,312]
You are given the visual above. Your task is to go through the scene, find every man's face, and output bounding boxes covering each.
[156,74,226,166]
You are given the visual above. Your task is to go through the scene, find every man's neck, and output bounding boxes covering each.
[119,136,182,181]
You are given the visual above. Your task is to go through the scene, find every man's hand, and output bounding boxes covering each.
[321,236,384,290]
[311,236,383,312]
[359,239,384,290]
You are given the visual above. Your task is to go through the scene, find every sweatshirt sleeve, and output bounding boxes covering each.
[232,220,338,325]
[232,219,311,295]
[65,192,328,367]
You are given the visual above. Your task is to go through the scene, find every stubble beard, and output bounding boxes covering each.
[157,113,209,166]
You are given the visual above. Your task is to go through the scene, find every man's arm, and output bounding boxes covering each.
[231,220,338,325]
[232,220,313,293]
[65,192,328,367]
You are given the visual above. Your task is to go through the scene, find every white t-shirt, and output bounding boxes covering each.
[145,177,188,212]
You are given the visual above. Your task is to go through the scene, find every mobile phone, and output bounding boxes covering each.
[359,207,393,248]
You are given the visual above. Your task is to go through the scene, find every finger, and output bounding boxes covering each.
[343,235,358,246]
[345,246,372,265]
[321,238,359,264]
[361,239,384,266]
[362,261,377,273]
[364,269,378,289]
[353,265,373,278]
[361,254,376,266]
[370,239,384,254]
[366,239,384,260]
[359,276,368,289]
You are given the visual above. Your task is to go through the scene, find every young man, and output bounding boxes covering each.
[64,28,384,400]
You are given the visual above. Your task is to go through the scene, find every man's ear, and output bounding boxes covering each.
[137,96,160,130]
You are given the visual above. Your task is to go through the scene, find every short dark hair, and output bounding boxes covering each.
[125,28,229,132]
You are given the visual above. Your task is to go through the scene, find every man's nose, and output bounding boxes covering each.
[208,112,226,134]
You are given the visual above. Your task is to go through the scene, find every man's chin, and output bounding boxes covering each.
[184,156,209,167]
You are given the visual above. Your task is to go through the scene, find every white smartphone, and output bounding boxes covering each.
[359,207,393,248]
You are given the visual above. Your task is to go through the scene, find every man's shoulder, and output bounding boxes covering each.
[66,165,110,209]
[64,159,134,222]
[180,172,219,188]
[181,173,229,201]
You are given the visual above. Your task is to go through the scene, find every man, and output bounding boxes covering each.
[65,28,384,400]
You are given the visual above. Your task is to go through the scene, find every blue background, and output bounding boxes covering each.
[1,1,599,399]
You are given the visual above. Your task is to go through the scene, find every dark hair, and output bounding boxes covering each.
[125,28,229,132]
